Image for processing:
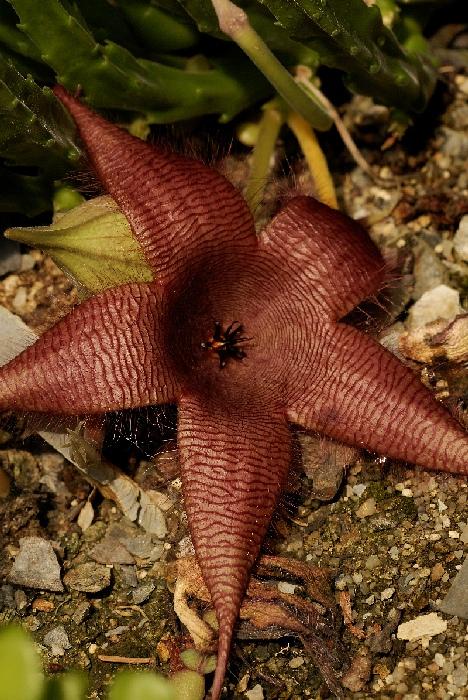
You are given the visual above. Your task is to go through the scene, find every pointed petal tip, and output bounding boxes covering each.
[209,621,234,700]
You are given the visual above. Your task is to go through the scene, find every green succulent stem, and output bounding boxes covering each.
[7,0,271,123]
[210,0,331,131]
[245,99,284,215]
[117,0,199,52]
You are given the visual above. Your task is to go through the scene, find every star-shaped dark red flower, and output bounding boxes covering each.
[1,88,466,699]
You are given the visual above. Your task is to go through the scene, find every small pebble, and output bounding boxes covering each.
[289,656,304,669]
[397,613,447,641]
[63,562,111,593]
[356,497,377,518]
[245,684,264,700]
[132,582,155,604]
[381,587,395,601]
[365,555,380,570]
[43,626,71,656]
[8,537,63,592]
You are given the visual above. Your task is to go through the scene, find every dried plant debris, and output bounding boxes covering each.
[400,313,468,364]
[168,555,347,697]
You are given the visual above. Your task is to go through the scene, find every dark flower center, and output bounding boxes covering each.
[201,321,251,368]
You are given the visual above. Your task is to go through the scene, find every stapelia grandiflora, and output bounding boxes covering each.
[0,88,466,699]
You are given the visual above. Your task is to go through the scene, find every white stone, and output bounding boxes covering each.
[356,497,377,518]
[289,656,305,668]
[245,684,264,700]
[397,612,447,641]
[407,285,462,330]
[43,626,70,656]
[277,581,297,594]
[453,215,468,261]
[381,587,395,601]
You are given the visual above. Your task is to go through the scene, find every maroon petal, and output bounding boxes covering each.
[54,87,257,285]
[260,196,387,319]
[0,283,178,413]
[287,323,468,475]
[178,394,291,700]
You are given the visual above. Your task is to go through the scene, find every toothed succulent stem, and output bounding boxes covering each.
[210,0,331,131]
[7,0,271,123]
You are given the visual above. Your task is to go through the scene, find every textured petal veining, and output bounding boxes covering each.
[287,323,468,475]
[178,393,291,699]
[53,87,257,285]
[260,196,387,318]
[0,282,178,413]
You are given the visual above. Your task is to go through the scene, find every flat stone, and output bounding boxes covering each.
[299,434,352,500]
[90,537,134,565]
[72,600,92,625]
[121,534,154,559]
[137,491,167,538]
[438,556,468,619]
[63,562,111,593]
[397,612,447,641]
[8,537,63,592]
[356,497,377,518]
[118,565,138,588]
[132,582,155,605]
[43,626,71,656]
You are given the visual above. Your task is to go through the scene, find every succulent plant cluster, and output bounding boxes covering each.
[0,0,440,217]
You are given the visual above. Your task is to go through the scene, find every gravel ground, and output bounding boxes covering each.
[0,68,467,700]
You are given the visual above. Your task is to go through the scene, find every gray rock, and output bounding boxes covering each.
[412,241,448,300]
[0,239,21,277]
[90,537,134,565]
[132,582,155,605]
[121,534,154,559]
[8,537,63,592]
[43,625,71,656]
[63,562,111,593]
[438,556,468,619]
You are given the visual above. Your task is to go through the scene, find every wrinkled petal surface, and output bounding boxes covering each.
[0,282,178,413]
[178,393,291,699]
[54,87,257,286]
[260,196,386,319]
[287,323,468,475]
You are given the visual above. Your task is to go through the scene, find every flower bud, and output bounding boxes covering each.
[5,195,153,295]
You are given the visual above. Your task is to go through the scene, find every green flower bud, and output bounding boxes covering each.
[5,195,153,295]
